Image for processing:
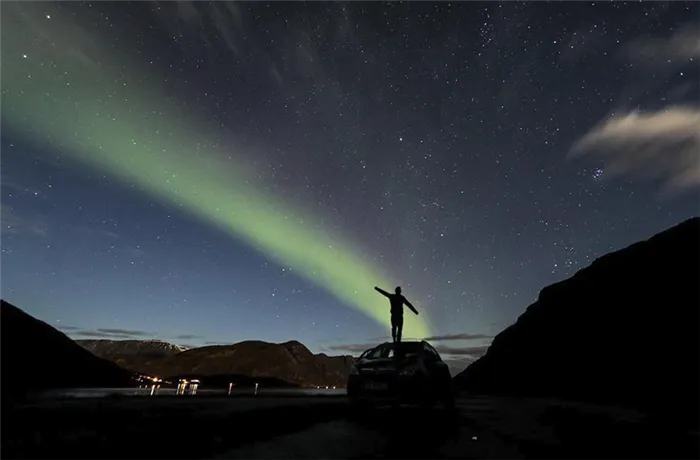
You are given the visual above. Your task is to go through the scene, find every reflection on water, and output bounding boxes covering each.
[41,387,347,399]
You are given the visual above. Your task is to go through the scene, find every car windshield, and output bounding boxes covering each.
[364,342,422,360]
[358,349,372,359]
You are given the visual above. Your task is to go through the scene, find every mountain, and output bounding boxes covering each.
[455,217,700,429]
[0,300,135,403]
[78,338,355,388]
[76,339,187,371]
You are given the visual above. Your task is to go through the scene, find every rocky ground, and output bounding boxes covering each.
[2,394,698,459]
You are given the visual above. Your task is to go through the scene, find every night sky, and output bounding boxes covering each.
[2,2,698,370]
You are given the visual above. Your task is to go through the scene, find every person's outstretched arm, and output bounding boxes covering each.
[404,298,419,315]
[374,286,391,297]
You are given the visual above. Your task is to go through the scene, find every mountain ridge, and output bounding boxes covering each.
[76,337,355,388]
[455,216,700,429]
[0,300,135,403]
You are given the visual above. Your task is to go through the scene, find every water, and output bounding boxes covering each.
[41,386,347,399]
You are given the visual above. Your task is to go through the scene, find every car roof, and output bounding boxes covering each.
[359,340,429,355]
[377,340,426,348]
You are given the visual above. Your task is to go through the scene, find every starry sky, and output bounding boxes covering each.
[2,2,698,371]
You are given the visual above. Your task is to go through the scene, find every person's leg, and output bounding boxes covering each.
[391,315,401,342]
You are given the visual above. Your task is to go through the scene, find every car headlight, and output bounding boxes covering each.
[350,366,359,375]
[399,367,416,376]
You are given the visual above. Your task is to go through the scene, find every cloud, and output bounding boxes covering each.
[75,331,133,339]
[64,223,121,239]
[1,205,49,238]
[155,1,245,60]
[324,343,376,354]
[433,345,490,357]
[97,328,151,336]
[0,173,29,193]
[423,333,493,342]
[210,2,245,58]
[125,246,147,259]
[173,334,201,340]
[570,106,700,192]
[73,328,153,339]
[58,325,81,331]
[624,26,700,67]
[2,2,102,71]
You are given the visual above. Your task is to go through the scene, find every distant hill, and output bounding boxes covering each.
[455,217,700,429]
[76,339,187,371]
[78,338,355,388]
[0,300,135,403]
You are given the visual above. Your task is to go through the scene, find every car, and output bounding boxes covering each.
[346,340,455,409]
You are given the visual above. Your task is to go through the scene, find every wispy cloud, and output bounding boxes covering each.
[3,2,102,70]
[155,1,245,60]
[0,173,29,193]
[324,343,376,354]
[571,107,700,193]
[423,333,493,342]
[125,246,147,259]
[174,334,201,340]
[74,331,133,339]
[433,345,490,357]
[623,26,700,68]
[64,223,120,240]
[1,204,49,238]
[571,26,700,194]
[97,328,151,336]
[73,328,154,339]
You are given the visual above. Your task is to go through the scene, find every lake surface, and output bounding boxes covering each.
[41,386,347,399]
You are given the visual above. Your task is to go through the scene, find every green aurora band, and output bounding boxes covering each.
[1,6,431,339]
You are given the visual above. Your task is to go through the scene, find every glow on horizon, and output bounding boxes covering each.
[1,4,431,338]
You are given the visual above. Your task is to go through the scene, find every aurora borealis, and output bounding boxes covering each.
[2,2,430,340]
[2,2,698,370]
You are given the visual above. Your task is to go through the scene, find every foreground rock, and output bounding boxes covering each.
[455,217,700,429]
[0,300,134,403]
[79,338,354,388]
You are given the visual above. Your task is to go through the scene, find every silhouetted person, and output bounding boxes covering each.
[374,286,418,342]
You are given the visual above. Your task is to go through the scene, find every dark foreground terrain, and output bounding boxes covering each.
[2,395,698,459]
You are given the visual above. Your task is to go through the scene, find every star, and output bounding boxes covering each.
[1,0,696,358]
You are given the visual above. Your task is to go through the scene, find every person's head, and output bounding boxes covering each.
[395,286,402,294]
